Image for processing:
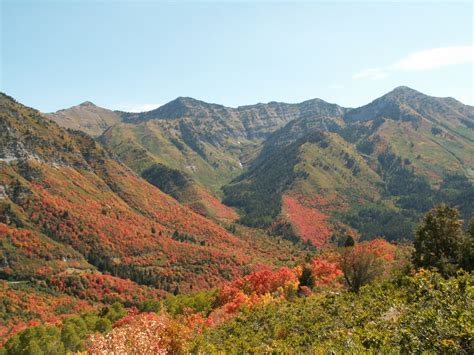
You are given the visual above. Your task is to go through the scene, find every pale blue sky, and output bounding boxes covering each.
[1,1,473,112]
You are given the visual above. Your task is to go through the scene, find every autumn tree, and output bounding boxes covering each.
[413,204,467,276]
[340,245,382,293]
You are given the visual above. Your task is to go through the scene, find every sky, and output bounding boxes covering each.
[1,1,473,113]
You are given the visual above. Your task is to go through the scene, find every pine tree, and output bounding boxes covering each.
[298,265,315,289]
[413,204,465,276]
[344,235,355,247]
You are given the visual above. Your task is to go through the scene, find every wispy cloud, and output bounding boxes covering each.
[352,68,390,80]
[353,45,474,80]
[393,46,474,71]
[119,103,162,112]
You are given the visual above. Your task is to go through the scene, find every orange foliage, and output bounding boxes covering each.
[49,273,165,304]
[191,187,239,222]
[282,195,332,248]
[311,256,343,288]
[86,312,201,354]
[15,163,257,291]
[217,267,298,314]
[0,281,94,344]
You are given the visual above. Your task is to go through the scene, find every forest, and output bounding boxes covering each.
[2,205,472,353]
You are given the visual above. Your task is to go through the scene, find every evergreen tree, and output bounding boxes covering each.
[459,218,474,271]
[344,235,355,247]
[298,265,315,290]
[413,204,465,276]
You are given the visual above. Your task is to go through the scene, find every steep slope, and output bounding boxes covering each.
[224,87,474,242]
[224,130,383,244]
[98,97,346,219]
[44,87,474,243]
[46,101,123,137]
[344,86,474,184]
[0,93,305,296]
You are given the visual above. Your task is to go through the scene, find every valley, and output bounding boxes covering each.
[1,87,473,352]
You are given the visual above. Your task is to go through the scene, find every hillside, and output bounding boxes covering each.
[223,87,474,242]
[1,89,473,351]
[46,87,474,243]
[94,97,346,220]
[2,93,313,286]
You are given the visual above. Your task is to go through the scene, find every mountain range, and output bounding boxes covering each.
[46,86,474,244]
[0,92,305,295]
[1,86,474,343]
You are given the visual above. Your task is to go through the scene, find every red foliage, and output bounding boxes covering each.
[13,163,259,291]
[217,267,298,314]
[189,186,239,222]
[49,273,165,304]
[282,195,332,247]
[311,255,343,288]
[0,281,94,345]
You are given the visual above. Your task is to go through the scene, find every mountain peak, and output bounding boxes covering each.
[174,96,200,104]
[392,85,415,92]
[79,101,96,107]
[385,86,425,101]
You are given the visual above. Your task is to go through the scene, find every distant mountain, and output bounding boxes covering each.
[343,86,474,184]
[95,97,346,220]
[223,87,474,242]
[46,87,474,243]
[345,86,474,127]
[46,101,123,137]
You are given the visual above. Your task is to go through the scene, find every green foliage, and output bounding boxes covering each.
[99,302,126,323]
[164,289,217,316]
[341,206,418,242]
[1,326,65,355]
[397,270,473,353]
[413,204,468,276]
[191,271,473,353]
[138,299,162,313]
[141,163,194,201]
[1,307,121,354]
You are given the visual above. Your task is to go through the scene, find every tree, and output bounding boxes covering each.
[298,265,315,290]
[3,325,65,355]
[340,246,382,293]
[459,218,474,271]
[344,235,355,247]
[95,318,112,333]
[413,204,465,276]
[138,299,162,313]
[61,323,82,352]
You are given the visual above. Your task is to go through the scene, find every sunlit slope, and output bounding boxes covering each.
[223,87,474,242]
[0,93,305,294]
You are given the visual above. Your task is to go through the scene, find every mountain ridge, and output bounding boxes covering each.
[43,87,474,242]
